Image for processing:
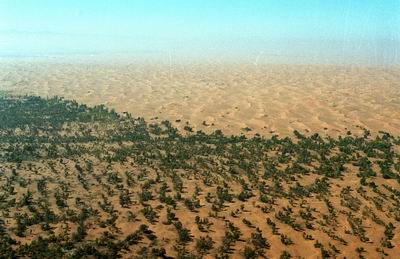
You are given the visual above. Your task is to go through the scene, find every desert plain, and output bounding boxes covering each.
[0,59,399,258]
[1,60,399,137]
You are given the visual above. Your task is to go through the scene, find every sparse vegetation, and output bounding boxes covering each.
[0,94,399,257]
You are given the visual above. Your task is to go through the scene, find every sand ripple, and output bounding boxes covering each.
[1,62,399,136]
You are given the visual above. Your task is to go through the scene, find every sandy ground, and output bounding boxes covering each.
[0,61,399,136]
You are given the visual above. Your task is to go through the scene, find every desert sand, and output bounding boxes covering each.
[1,93,400,258]
[1,61,400,258]
[0,60,399,137]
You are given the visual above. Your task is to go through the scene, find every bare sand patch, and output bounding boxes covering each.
[1,61,399,136]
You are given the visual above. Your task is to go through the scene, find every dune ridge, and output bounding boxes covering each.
[0,61,399,137]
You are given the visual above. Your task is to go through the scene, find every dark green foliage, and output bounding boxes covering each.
[196,235,213,254]
[280,250,292,259]
[174,221,192,243]
[141,206,158,224]
[0,94,399,258]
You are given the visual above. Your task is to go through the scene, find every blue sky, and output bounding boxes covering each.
[0,0,399,65]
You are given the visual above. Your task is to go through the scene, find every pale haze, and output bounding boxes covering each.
[1,0,399,66]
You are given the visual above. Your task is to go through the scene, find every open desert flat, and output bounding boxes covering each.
[1,61,399,137]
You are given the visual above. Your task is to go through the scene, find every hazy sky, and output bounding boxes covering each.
[1,0,399,65]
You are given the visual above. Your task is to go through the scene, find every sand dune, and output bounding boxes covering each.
[1,61,399,136]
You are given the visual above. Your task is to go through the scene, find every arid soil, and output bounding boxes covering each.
[1,61,399,137]
[0,94,399,258]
